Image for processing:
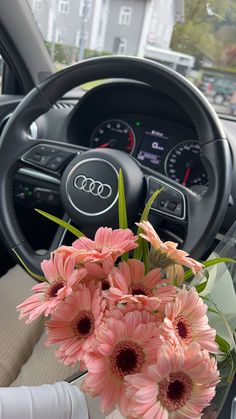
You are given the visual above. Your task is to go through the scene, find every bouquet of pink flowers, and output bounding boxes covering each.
[16,174,236,418]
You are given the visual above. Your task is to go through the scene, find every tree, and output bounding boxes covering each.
[221,45,236,67]
[171,0,236,69]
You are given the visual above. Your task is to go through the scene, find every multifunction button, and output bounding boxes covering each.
[147,177,185,220]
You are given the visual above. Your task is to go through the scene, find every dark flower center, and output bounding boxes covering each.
[46,280,64,299]
[77,317,92,335]
[102,280,110,290]
[72,310,95,339]
[167,380,185,401]
[111,340,145,379]
[173,316,192,344]
[129,283,149,297]
[132,288,146,296]
[177,321,187,338]
[159,371,193,411]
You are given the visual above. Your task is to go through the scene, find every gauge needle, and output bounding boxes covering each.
[182,167,191,186]
[98,139,118,148]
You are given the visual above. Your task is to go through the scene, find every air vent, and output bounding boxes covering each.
[53,102,75,110]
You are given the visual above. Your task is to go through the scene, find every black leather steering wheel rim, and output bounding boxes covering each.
[0,56,232,275]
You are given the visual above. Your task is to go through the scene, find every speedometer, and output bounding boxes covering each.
[90,119,136,153]
[165,141,208,187]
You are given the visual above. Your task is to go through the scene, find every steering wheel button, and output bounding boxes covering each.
[31,153,42,162]
[59,151,75,159]
[37,146,59,155]
[175,203,183,216]
[47,161,61,171]
[167,201,177,211]
[159,200,166,208]
[34,188,60,207]
[48,148,59,154]
[46,156,71,170]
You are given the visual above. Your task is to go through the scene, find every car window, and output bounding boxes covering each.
[28,0,236,117]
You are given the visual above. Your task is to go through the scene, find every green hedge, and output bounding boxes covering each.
[202,66,236,75]
[45,41,110,65]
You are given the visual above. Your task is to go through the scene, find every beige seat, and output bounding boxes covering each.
[0,265,82,387]
[10,329,82,387]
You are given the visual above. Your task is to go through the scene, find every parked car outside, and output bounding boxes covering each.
[211,78,236,105]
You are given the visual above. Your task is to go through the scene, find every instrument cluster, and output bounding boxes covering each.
[89,115,208,188]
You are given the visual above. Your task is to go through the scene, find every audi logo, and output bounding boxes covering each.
[74,175,112,199]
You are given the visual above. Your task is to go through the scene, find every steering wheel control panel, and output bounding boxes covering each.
[147,176,186,220]
[14,174,61,209]
[22,144,77,173]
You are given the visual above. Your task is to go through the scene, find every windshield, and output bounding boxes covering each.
[28,0,236,116]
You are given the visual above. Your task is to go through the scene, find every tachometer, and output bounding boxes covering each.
[165,141,208,187]
[90,119,135,153]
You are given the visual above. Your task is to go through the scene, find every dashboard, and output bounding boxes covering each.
[65,81,209,191]
[87,115,208,188]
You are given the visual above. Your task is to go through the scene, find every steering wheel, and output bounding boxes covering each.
[0,56,232,276]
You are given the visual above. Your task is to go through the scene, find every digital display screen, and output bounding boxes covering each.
[137,128,169,168]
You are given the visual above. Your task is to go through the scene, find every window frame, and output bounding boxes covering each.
[32,0,43,12]
[58,0,70,14]
[79,0,91,18]
[118,6,132,26]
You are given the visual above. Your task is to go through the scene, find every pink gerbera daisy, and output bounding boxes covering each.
[45,283,106,365]
[137,221,203,274]
[72,227,138,263]
[16,252,87,323]
[161,286,218,353]
[124,343,219,419]
[83,256,115,290]
[106,259,176,311]
[81,310,161,413]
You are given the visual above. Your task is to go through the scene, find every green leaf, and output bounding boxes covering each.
[184,268,193,281]
[215,334,230,353]
[195,280,208,293]
[118,170,128,261]
[211,301,236,352]
[118,169,128,230]
[142,240,150,273]
[208,307,220,315]
[184,257,236,281]
[35,209,85,238]
[202,257,236,268]
[139,188,164,224]
[134,188,163,261]
[204,269,209,280]
[12,248,46,282]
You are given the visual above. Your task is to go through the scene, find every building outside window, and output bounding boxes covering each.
[55,28,63,43]
[79,0,91,18]
[157,22,164,39]
[118,6,132,26]
[32,0,42,12]
[75,30,88,48]
[58,0,69,14]
[113,37,127,55]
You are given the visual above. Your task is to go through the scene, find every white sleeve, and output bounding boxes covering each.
[0,381,88,419]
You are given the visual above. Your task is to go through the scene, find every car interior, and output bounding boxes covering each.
[0,1,236,417]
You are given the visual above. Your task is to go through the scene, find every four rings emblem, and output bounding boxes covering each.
[74,175,112,199]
